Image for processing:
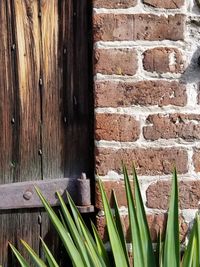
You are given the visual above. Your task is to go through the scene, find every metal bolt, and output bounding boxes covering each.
[63,117,67,123]
[38,215,42,224]
[38,11,42,17]
[11,118,15,124]
[63,48,67,54]
[73,96,77,106]
[39,78,43,86]
[38,149,42,156]
[11,44,15,51]
[23,191,32,200]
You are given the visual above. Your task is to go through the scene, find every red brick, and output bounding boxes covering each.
[94,0,137,8]
[96,213,188,243]
[143,0,184,9]
[95,113,140,142]
[93,14,185,41]
[193,149,200,172]
[143,47,185,74]
[95,147,188,176]
[94,48,137,76]
[95,80,187,108]
[144,114,200,141]
[95,180,134,210]
[147,180,200,209]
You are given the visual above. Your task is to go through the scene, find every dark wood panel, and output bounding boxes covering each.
[0,1,14,184]
[12,0,41,263]
[40,0,90,179]
[13,0,41,181]
[0,0,91,265]
[40,1,73,263]
[0,1,41,265]
[64,0,90,177]
[40,0,65,179]
[0,1,16,264]
[40,1,91,263]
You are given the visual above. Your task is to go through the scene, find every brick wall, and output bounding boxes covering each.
[93,0,200,246]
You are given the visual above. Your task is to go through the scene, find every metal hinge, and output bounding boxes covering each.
[0,174,94,213]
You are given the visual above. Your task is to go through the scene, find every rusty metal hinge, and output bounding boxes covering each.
[0,174,94,213]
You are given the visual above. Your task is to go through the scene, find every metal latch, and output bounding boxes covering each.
[0,174,94,213]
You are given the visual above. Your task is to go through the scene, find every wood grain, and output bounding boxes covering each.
[0,1,41,265]
[0,0,91,265]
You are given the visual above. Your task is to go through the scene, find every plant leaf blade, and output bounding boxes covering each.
[9,243,29,267]
[163,169,180,267]
[98,178,129,267]
[133,166,156,267]
[40,238,59,267]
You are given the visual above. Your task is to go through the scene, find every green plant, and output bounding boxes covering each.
[10,167,200,266]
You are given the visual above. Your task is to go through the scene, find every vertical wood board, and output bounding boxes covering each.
[0,0,91,265]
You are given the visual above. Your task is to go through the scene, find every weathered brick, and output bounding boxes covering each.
[147,180,200,209]
[95,113,140,142]
[143,47,185,74]
[143,0,184,9]
[96,213,188,242]
[94,48,137,76]
[95,147,188,176]
[144,114,200,141]
[94,0,137,8]
[95,80,187,107]
[193,149,200,173]
[95,180,134,210]
[93,14,185,41]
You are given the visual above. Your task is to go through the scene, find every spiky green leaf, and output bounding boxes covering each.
[35,187,85,267]
[9,243,29,267]
[91,221,110,267]
[112,190,129,265]
[40,238,59,267]
[133,166,156,267]
[98,178,129,267]
[123,165,144,267]
[21,240,47,267]
[163,169,180,267]
[57,192,91,267]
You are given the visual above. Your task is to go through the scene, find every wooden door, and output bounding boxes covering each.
[0,0,91,265]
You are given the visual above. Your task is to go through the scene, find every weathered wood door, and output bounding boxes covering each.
[0,0,91,265]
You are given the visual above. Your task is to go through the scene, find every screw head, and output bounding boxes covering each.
[11,44,15,51]
[23,191,32,200]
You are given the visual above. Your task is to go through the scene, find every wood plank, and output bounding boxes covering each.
[13,0,41,181]
[40,0,64,179]
[39,1,70,263]
[0,1,41,265]
[40,0,90,179]
[0,0,13,184]
[0,1,91,265]
[39,1,91,263]
[0,1,16,264]
[12,0,41,262]
[64,0,90,177]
